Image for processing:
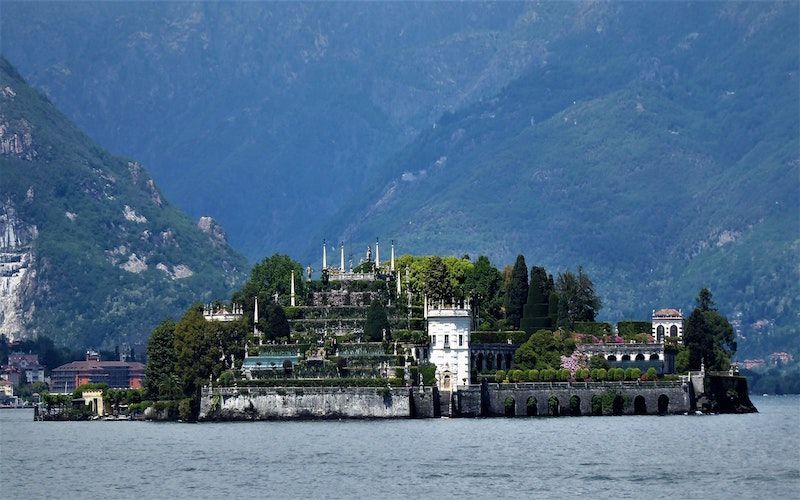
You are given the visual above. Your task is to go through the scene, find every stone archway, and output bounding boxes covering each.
[635,353,645,361]
[569,395,581,416]
[634,395,647,415]
[649,354,660,361]
[442,371,452,391]
[612,395,625,415]
[591,395,603,416]
[607,355,617,361]
[476,352,484,372]
[548,396,560,416]
[657,325,665,343]
[504,396,515,417]
[496,353,503,370]
[526,396,538,416]
[621,354,631,361]
[658,394,669,415]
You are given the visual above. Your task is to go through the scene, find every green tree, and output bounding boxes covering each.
[0,335,8,365]
[520,266,553,333]
[503,255,529,329]
[513,329,576,370]
[234,254,306,313]
[555,267,602,329]
[675,346,690,373]
[464,255,503,324]
[424,256,454,303]
[684,288,737,371]
[263,304,291,342]
[364,301,391,341]
[144,319,178,400]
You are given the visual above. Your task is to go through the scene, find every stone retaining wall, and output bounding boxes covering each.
[199,386,411,420]
[457,381,690,417]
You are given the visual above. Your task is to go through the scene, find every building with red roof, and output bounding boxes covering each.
[49,351,144,393]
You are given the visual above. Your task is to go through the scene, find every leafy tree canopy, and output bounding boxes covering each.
[513,329,576,371]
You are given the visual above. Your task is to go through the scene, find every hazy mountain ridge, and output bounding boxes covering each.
[1,1,561,258]
[0,58,248,349]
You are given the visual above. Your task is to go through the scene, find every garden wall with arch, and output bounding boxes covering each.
[454,381,690,417]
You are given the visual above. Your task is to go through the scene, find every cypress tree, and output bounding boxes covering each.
[365,301,391,341]
[548,292,560,328]
[520,266,553,333]
[504,255,528,329]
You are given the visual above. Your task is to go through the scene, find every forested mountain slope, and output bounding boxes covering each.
[1,1,555,258]
[333,2,799,358]
[0,59,247,349]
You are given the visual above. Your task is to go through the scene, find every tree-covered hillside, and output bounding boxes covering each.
[333,2,799,358]
[1,1,551,258]
[0,58,247,349]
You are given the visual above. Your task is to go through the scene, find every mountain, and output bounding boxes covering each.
[332,2,799,358]
[0,58,247,349]
[0,1,555,258]
[2,2,797,358]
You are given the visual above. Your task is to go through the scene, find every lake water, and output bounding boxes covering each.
[2,395,798,499]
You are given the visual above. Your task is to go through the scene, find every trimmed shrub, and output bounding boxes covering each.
[625,368,641,381]
[495,370,507,383]
[558,369,570,381]
[595,368,607,381]
[528,369,540,382]
[646,367,658,380]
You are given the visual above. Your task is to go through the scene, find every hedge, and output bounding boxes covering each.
[617,321,651,337]
[232,378,399,388]
[572,322,612,335]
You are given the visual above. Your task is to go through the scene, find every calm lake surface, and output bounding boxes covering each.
[2,395,798,499]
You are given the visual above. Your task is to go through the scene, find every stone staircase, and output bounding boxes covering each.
[438,390,452,417]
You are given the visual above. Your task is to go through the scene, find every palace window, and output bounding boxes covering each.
[431,335,436,345]
[458,335,463,346]
[444,335,449,347]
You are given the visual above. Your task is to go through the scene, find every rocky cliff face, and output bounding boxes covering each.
[0,200,37,340]
[0,58,248,348]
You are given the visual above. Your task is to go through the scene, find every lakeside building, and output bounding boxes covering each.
[50,351,144,393]
[652,308,684,343]
[8,352,45,383]
[426,302,471,391]
[203,303,243,322]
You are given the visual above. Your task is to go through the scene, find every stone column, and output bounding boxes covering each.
[290,270,296,307]
[322,240,327,270]
[340,242,345,272]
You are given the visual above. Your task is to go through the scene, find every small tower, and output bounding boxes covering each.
[340,242,345,272]
[652,308,684,343]
[390,240,395,271]
[322,239,328,270]
[427,301,472,391]
[375,238,380,268]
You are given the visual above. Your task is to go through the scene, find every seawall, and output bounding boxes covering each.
[199,386,429,420]
[454,381,691,417]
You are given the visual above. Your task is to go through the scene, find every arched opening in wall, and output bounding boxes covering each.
[526,396,538,416]
[569,395,581,416]
[635,353,645,361]
[612,395,625,416]
[496,353,504,370]
[591,395,603,416]
[504,396,515,417]
[505,353,513,369]
[670,325,678,337]
[649,354,660,361]
[607,355,617,361]
[486,355,493,370]
[476,353,484,372]
[658,395,669,415]
[656,325,665,343]
[442,372,451,391]
[621,354,631,361]
[283,359,293,376]
[548,396,560,416]
[634,395,647,415]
